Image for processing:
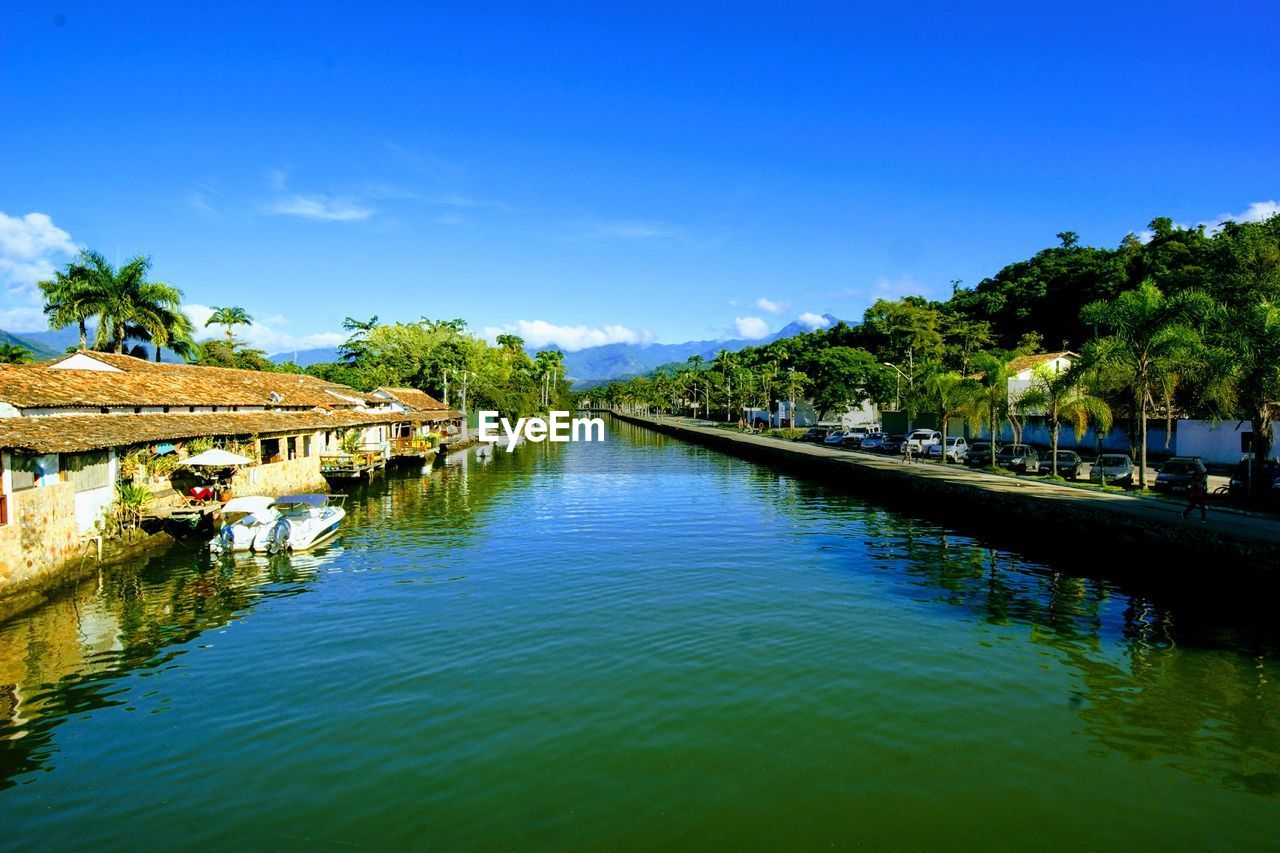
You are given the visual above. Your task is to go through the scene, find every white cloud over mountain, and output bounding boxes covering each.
[0,210,78,331]
[733,316,770,339]
[482,319,652,351]
[797,312,833,330]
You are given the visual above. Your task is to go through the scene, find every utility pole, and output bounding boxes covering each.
[443,369,449,407]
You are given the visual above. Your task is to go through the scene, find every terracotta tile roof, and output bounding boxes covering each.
[0,409,460,454]
[375,386,454,412]
[1006,351,1076,375]
[0,352,385,410]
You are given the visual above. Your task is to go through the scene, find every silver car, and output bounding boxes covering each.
[1090,453,1135,486]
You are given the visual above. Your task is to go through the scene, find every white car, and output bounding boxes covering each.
[903,430,942,454]
[926,436,969,462]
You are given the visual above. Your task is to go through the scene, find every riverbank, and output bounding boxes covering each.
[614,412,1280,581]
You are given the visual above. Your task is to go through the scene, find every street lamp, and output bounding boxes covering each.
[882,362,914,431]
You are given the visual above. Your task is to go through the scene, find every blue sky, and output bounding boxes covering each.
[2,2,1278,352]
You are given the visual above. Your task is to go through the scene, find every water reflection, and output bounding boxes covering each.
[0,427,1278,820]
[0,546,327,789]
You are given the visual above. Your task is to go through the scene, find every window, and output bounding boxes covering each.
[9,454,43,491]
[61,451,111,492]
[260,438,281,464]
[302,435,312,457]
[287,436,297,460]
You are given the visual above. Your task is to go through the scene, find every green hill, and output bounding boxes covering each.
[0,328,60,361]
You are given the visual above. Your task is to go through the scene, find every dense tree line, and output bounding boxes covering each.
[591,214,1280,496]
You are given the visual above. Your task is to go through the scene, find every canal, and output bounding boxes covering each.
[1,417,1278,848]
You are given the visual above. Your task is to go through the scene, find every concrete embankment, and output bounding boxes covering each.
[615,413,1280,582]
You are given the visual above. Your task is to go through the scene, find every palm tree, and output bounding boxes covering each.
[141,304,197,362]
[920,369,980,462]
[65,251,185,354]
[966,352,1013,468]
[206,306,254,350]
[1217,298,1280,500]
[0,343,34,364]
[38,251,110,349]
[1015,362,1112,478]
[1081,279,1209,489]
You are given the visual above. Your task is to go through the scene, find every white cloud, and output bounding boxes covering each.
[481,319,651,352]
[1200,200,1279,233]
[755,297,790,315]
[267,195,373,222]
[184,303,345,354]
[0,211,79,331]
[797,312,832,330]
[733,316,770,339]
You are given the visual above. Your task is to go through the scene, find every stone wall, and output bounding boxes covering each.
[229,454,326,497]
[0,483,83,596]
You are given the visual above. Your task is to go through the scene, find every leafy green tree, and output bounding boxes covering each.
[74,252,185,353]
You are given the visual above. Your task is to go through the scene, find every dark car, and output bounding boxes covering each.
[797,427,831,443]
[877,435,907,455]
[963,441,998,468]
[995,444,1040,473]
[1228,457,1280,501]
[1154,456,1207,494]
[1038,449,1084,480]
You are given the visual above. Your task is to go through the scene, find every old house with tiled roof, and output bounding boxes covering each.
[0,352,461,593]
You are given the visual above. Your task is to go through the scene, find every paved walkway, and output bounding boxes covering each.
[626,414,1280,549]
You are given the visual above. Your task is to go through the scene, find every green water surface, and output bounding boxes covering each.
[1,419,1278,849]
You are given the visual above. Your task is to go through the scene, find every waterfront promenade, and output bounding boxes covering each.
[614,412,1280,577]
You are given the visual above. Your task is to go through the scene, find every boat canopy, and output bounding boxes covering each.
[271,493,330,507]
[222,496,276,514]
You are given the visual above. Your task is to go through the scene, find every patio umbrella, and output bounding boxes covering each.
[184,448,254,467]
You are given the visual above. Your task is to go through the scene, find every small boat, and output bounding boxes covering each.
[210,496,279,554]
[253,494,346,554]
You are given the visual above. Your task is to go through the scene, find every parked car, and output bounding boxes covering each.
[823,430,847,446]
[1090,453,1135,486]
[1037,449,1085,480]
[927,436,969,462]
[1154,456,1207,494]
[878,435,907,455]
[963,441,998,468]
[995,444,1040,473]
[840,425,879,449]
[1227,457,1280,501]
[902,429,942,454]
[858,432,887,451]
[797,427,831,443]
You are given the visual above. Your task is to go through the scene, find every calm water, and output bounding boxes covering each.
[2,418,1279,850]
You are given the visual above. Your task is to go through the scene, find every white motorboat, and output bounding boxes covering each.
[210,496,279,554]
[253,494,346,554]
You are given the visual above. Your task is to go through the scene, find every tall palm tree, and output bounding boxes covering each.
[206,306,254,350]
[38,251,110,350]
[921,369,980,462]
[1217,298,1280,499]
[1015,362,1112,478]
[966,352,1013,468]
[0,343,34,364]
[140,304,198,362]
[67,251,185,354]
[1081,279,1209,489]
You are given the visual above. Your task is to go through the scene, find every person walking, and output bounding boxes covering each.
[1182,472,1208,522]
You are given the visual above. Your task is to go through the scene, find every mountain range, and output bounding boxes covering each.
[264,314,842,380]
[4,313,842,383]
[538,314,842,383]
